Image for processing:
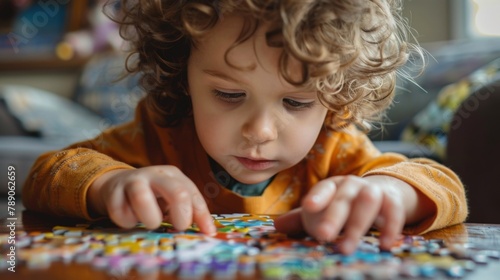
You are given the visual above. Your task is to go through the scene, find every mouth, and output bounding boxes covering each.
[235,156,277,171]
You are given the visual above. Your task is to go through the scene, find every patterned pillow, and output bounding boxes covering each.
[401,58,500,160]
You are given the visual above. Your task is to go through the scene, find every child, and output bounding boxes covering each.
[22,0,467,255]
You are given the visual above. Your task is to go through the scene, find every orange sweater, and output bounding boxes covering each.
[22,100,467,234]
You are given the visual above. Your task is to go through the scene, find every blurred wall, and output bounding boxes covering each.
[403,0,451,43]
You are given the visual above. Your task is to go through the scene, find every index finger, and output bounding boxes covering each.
[191,193,216,234]
[149,171,214,234]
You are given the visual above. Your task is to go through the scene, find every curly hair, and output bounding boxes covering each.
[112,0,422,130]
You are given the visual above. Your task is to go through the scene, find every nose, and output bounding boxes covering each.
[242,110,279,145]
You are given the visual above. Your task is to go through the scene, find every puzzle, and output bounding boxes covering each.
[1,213,499,279]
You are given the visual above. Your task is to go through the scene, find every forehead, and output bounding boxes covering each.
[197,13,247,41]
[191,15,309,89]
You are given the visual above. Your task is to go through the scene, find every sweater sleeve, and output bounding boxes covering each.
[318,127,468,235]
[22,100,156,220]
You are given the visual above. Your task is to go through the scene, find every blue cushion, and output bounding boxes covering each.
[0,85,102,142]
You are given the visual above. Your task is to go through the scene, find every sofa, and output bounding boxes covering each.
[446,79,500,224]
[2,38,500,223]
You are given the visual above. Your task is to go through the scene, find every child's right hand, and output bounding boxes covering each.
[87,166,216,234]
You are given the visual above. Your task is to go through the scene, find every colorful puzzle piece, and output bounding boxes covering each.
[1,214,499,279]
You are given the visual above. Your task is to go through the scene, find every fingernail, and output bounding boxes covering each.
[342,240,356,254]
[208,223,217,235]
[311,182,334,204]
[381,236,393,248]
[311,195,322,204]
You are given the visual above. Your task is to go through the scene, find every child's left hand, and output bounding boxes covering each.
[274,175,433,255]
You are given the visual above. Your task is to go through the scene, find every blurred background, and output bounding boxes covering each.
[1,0,499,223]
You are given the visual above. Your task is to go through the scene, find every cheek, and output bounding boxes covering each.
[285,110,327,159]
[290,124,322,153]
[193,110,232,156]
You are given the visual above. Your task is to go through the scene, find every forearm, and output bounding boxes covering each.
[22,148,133,220]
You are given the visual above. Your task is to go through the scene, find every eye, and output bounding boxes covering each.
[283,98,315,110]
[213,90,245,104]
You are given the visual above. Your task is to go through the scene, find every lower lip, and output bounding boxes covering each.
[236,157,276,171]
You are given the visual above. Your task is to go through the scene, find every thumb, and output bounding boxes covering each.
[274,208,306,236]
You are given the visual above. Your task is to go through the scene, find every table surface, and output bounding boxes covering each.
[2,209,500,280]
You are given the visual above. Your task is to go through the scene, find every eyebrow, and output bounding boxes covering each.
[203,69,316,95]
[202,69,245,85]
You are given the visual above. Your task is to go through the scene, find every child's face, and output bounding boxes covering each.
[187,15,328,185]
